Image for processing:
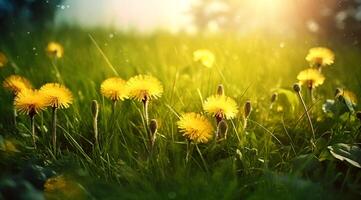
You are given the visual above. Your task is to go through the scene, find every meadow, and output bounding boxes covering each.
[1,27,361,199]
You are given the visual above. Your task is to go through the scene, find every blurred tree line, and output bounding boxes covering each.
[189,0,361,43]
[0,0,360,43]
[0,0,63,36]
[297,0,361,42]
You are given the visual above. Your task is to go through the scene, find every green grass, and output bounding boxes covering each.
[1,27,361,199]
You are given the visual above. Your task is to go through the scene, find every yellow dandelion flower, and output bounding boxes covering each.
[127,75,163,101]
[0,52,8,68]
[306,47,334,67]
[46,42,64,58]
[193,49,215,68]
[203,95,238,120]
[100,77,128,101]
[3,75,32,95]
[297,68,325,89]
[40,83,73,109]
[177,112,213,143]
[14,89,49,116]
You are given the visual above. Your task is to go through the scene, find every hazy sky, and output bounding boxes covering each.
[55,0,193,31]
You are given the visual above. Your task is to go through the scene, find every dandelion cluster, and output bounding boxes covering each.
[293,47,337,144]
[3,37,360,185]
[175,84,239,142]
[1,49,74,148]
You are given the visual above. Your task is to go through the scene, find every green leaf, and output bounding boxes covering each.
[292,154,320,172]
[322,99,351,116]
[328,143,361,168]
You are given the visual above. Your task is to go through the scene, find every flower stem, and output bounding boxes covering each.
[296,91,316,147]
[92,100,100,151]
[51,58,63,84]
[30,115,36,149]
[185,140,192,164]
[215,115,223,139]
[142,97,149,127]
[317,65,322,72]
[149,119,158,155]
[309,87,315,102]
[51,107,57,155]
[195,144,209,173]
[243,118,248,131]
[111,100,117,116]
[93,114,99,147]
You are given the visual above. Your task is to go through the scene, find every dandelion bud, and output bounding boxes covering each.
[293,83,301,93]
[356,111,361,122]
[271,92,278,103]
[149,119,158,147]
[91,100,99,118]
[335,88,342,96]
[149,119,158,135]
[244,100,252,119]
[335,88,343,100]
[217,84,224,96]
[217,120,228,139]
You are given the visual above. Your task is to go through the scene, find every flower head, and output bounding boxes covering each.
[100,77,128,101]
[177,112,213,143]
[306,47,334,67]
[46,42,64,58]
[14,89,49,116]
[193,49,215,68]
[127,75,163,101]
[40,83,73,109]
[203,95,238,120]
[3,75,32,95]
[0,52,8,68]
[297,68,325,89]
